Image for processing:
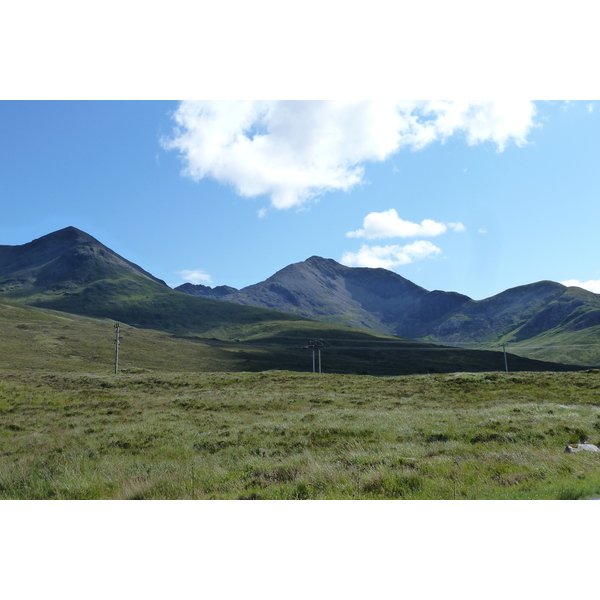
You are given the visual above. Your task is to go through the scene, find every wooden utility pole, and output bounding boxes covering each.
[304,339,329,373]
[114,323,120,374]
[502,343,508,373]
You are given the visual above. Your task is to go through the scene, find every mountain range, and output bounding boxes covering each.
[176,255,600,367]
[0,226,596,373]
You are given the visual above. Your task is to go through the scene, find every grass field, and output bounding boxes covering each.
[2,368,600,500]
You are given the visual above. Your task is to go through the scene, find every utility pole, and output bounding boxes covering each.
[318,348,322,374]
[303,339,329,373]
[502,343,508,373]
[114,323,120,375]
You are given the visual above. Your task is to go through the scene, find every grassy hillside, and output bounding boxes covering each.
[506,326,600,368]
[2,369,600,499]
[0,300,582,376]
[28,274,310,336]
[0,299,246,373]
[416,285,600,367]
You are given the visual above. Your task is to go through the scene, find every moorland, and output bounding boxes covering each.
[1,227,600,500]
[2,369,600,500]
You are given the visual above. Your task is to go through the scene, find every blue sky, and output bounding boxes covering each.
[1,100,598,300]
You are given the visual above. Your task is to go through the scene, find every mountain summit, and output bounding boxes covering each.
[0,226,165,296]
[177,255,470,334]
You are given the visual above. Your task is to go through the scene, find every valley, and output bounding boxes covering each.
[2,227,600,500]
[2,226,588,375]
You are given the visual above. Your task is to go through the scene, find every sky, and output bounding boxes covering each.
[1,100,599,300]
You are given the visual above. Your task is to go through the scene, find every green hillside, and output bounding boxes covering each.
[0,300,583,376]
[28,274,308,337]
[432,286,600,368]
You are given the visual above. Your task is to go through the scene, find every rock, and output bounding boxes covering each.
[564,443,600,453]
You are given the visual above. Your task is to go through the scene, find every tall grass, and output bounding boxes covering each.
[1,370,600,499]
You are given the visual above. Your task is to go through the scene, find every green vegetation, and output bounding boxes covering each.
[27,273,307,337]
[0,299,581,377]
[2,369,600,499]
[507,325,600,367]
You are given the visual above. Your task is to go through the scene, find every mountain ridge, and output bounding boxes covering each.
[182,255,471,334]
[0,226,585,374]
[176,255,600,365]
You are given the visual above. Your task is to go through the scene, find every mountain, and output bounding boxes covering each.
[176,282,239,300]
[1,227,582,375]
[177,256,471,334]
[0,226,165,294]
[177,256,600,366]
[0,226,307,337]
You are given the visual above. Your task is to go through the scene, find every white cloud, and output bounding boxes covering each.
[561,279,600,294]
[341,241,442,269]
[420,100,537,151]
[588,103,594,113]
[163,100,537,209]
[448,222,466,233]
[178,269,213,285]
[346,209,465,239]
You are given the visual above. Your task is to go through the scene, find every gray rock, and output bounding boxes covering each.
[564,443,600,453]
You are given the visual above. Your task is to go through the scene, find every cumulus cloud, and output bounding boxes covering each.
[561,279,600,294]
[163,100,537,209]
[419,100,536,151]
[341,241,442,269]
[346,208,465,239]
[178,269,213,285]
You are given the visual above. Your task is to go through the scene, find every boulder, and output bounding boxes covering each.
[564,443,600,453]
